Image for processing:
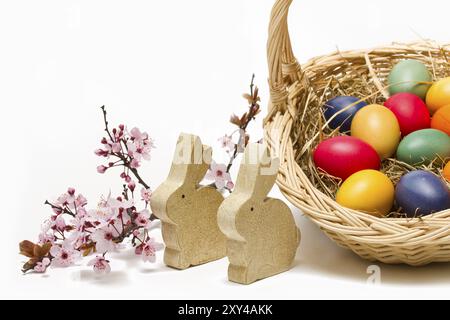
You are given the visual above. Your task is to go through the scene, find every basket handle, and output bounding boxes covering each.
[267,0,299,118]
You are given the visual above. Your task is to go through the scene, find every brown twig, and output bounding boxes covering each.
[44,200,75,217]
[226,74,260,173]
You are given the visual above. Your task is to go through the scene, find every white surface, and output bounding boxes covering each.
[1,0,450,300]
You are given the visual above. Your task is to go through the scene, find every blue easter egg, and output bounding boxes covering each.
[396,171,450,217]
[323,96,368,133]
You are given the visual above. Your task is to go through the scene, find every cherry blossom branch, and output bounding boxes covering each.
[20,109,161,275]
[226,74,260,173]
[100,106,151,190]
[206,74,261,192]
[44,200,75,217]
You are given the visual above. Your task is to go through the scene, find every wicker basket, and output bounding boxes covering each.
[263,0,450,266]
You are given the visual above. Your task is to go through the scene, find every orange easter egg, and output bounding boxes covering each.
[431,104,450,135]
[444,162,450,182]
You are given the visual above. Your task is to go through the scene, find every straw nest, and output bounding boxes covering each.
[264,0,450,266]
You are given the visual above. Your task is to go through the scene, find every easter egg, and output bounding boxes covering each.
[384,93,431,136]
[397,129,450,165]
[323,96,368,133]
[426,77,450,114]
[444,162,450,182]
[396,171,450,217]
[431,104,450,135]
[388,60,432,100]
[336,170,395,216]
[313,136,380,180]
[351,104,401,159]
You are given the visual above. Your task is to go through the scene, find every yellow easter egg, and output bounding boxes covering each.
[336,170,395,216]
[426,77,450,115]
[351,104,401,159]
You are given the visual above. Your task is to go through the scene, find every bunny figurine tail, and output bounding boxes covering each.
[151,133,227,270]
[218,143,301,285]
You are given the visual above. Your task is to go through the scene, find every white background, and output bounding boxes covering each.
[1,0,450,300]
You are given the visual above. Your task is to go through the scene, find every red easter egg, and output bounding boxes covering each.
[313,136,381,180]
[384,93,431,136]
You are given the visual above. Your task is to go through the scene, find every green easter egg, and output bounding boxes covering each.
[388,60,432,100]
[397,129,450,165]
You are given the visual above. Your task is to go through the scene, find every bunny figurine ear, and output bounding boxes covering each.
[234,143,280,201]
[167,133,211,187]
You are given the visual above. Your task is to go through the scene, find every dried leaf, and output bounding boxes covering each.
[22,257,39,272]
[253,87,260,101]
[242,93,253,105]
[83,247,92,257]
[33,242,51,258]
[240,113,248,125]
[230,114,241,127]
[19,241,35,258]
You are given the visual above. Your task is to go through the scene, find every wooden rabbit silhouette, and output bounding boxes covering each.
[218,143,300,284]
[151,133,226,270]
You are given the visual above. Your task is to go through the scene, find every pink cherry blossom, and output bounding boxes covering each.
[218,135,236,153]
[226,180,235,191]
[88,194,134,227]
[74,194,88,208]
[90,226,120,253]
[127,128,154,163]
[140,238,164,263]
[40,219,52,233]
[135,245,143,256]
[55,194,70,207]
[87,256,111,274]
[38,220,56,245]
[67,187,75,196]
[106,142,122,153]
[95,149,109,157]
[34,258,51,273]
[129,127,148,143]
[38,232,55,245]
[76,207,88,218]
[205,162,232,190]
[141,188,152,202]
[107,196,134,215]
[132,229,141,237]
[130,158,140,169]
[67,215,92,249]
[50,242,81,268]
[135,210,150,228]
[54,189,76,209]
[128,180,136,192]
[127,141,152,162]
[51,214,66,232]
[120,172,132,183]
[97,165,108,174]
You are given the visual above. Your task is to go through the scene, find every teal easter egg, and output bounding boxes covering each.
[388,60,432,100]
[397,129,450,165]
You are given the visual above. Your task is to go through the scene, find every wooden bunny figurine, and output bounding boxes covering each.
[218,143,300,284]
[151,133,226,270]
